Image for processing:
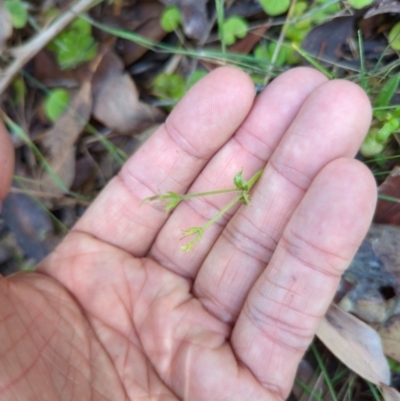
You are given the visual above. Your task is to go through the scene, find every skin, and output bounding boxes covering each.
[0,67,376,401]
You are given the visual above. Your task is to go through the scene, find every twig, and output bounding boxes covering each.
[0,0,100,95]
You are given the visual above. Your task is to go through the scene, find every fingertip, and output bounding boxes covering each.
[323,157,377,223]
[273,66,329,88]
[0,119,14,200]
[315,79,372,133]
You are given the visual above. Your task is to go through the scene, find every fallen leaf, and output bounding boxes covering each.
[92,48,164,134]
[228,25,269,54]
[2,190,60,263]
[375,166,400,224]
[381,383,400,401]
[316,303,390,386]
[378,315,400,362]
[160,0,209,40]
[302,16,355,64]
[40,79,92,194]
[365,1,400,18]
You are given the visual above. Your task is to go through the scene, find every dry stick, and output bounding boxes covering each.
[0,0,100,95]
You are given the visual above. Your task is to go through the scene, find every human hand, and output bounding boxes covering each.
[0,67,376,400]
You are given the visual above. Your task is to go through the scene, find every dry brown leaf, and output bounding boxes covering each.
[160,0,209,40]
[381,383,400,401]
[316,303,390,386]
[375,166,400,224]
[91,47,164,134]
[378,314,400,362]
[40,80,92,194]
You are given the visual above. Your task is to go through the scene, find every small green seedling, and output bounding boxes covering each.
[5,0,28,29]
[152,73,186,103]
[388,22,400,51]
[152,70,208,105]
[144,169,263,251]
[47,18,98,69]
[160,6,182,32]
[348,0,374,10]
[254,41,288,67]
[259,0,290,16]
[43,88,70,122]
[220,16,248,46]
[361,73,400,157]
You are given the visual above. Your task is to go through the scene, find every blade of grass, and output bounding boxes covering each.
[3,113,69,193]
[358,30,368,92]
[366,381,382,401]
[311,344,339,401]
[215,0,226,55]
[291,44,334,79]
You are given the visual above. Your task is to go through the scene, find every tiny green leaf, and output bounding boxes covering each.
[5,0,28,29]
[374,73,400,120]
[160,6,182,32]
[258,0,290,16]
[221,16,248,46]
[347,0,374,10]
[254,42,288,67]
[241,192,251,205]
[164,192,181,211]
[152,73,186,101]
[43,89,70,122]
[376,118,400,142]
[389,22,400,51]
[233,170,249,191]
[360,134,385,157]
[180,226,204,252]
[48,18,98,69]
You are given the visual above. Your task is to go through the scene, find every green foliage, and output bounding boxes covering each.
[221,16,248,46]
[361,74,400,157]
[388,22,400,51]
[347,0,374,10]
[5,0,28,29]
[254,42,288,67]
[234,170,249,191]
[152,73,186,101]
[160,6,182,32]
[259,0,290,16]
[43,89,70,122]
[48,18,98,69]
[374,73,400,120]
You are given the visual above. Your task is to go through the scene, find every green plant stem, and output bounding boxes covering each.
[202,193,243,231]
[311,343,339,401]
[247,169,263,188]
[292,43,334,79]
[179,187,241,200]
[180,169,263,251]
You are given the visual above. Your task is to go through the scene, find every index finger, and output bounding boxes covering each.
[73,67,256,256]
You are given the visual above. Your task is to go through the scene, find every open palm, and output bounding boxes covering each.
[1,67,376,401]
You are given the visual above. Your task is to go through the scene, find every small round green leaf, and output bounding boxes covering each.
[5,0,28,29]
[347,0,374,10]
[258,0,290,16]
[44,89,70,123]
[389,22,400,51]
[221,16,248,46]
[152,73,186,101]
[160,6,182,32]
